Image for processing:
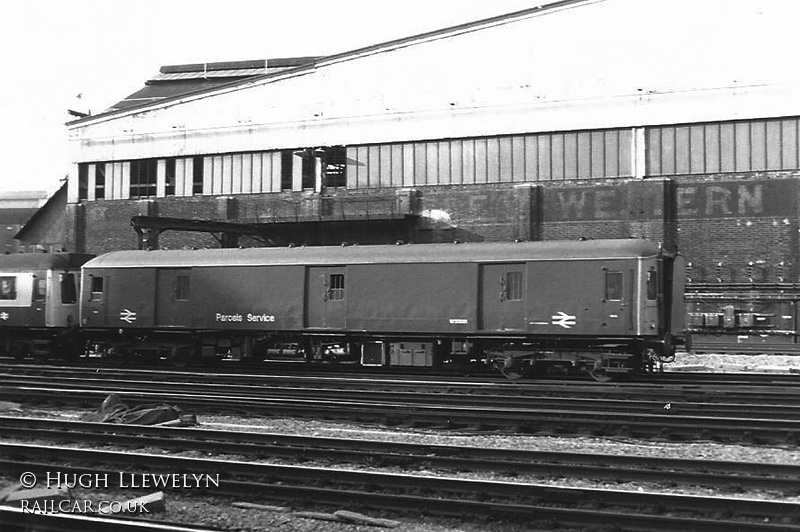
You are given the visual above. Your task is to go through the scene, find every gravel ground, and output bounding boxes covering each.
[670,352,800,372]
[2,353,799,531]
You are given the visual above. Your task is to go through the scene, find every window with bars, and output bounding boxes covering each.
[329,274,345,301]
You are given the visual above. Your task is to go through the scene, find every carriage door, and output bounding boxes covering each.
[480,264,525,331]
[305,267,346,330]
[31,273,47,326]
[156,269,191,327]
[602,266,634,334]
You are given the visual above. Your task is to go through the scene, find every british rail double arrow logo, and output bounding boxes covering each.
[551,311,577,329]
[120,309,137,323]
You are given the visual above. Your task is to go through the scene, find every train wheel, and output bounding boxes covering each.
[500,356,527,380]
[12,346,29,361]
[169,346,192,367]
[500,366,525,380]
[587,369,613,383]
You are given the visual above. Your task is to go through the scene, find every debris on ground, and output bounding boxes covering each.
[81,394,195,425]
[0,401,21,412]
[294,509,401,528]
[2,486,71,508]
[232,502,291,512]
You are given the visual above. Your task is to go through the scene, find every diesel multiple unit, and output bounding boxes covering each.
[0,239,688,380]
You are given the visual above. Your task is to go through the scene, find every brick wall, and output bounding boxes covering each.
[671,173,800,283]
[66,172,800,285]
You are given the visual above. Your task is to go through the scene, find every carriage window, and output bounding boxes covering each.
[605,271,623,301]
[0,277,16,300]
[175,275,190,301]
[90,276,104,301]
[33,278,46,301]
[505,271,523,301]
[646,268,658,300]
[61,273,77,304]
[329,274,345,301]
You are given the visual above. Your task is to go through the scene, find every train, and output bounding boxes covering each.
[0,239,689,380]
[685,283,800,354]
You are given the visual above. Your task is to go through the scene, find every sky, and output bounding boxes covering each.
[0,0,539,195]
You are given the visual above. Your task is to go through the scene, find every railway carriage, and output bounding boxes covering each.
[0,253,93,359]
[78,239,687,379]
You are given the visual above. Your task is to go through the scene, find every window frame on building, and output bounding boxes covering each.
[129,159,158,199]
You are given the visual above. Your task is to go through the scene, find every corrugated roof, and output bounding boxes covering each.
[84,239,660,269]
[151,69,271,81]
[104,56,321,113]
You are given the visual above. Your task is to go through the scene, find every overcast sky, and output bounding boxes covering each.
[0,0,539,195]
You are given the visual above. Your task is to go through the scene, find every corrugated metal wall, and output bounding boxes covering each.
[201,152,283,195]
[646,118,800,176]
[346,129,633,188]
[83,117,800,200]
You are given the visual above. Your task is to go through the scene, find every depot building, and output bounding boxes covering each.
[47,0,800,294]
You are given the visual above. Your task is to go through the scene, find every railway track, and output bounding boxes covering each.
[3,416,799,493]
[4,373,800,418]
[5,359,800,386]
[3,440,800,531]
[4,363,800,402]
[2,367,800,444]
[0,508,221,532]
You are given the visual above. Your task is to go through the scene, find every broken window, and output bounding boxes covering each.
[130,159,158,198]
[95,163,106,199]
[281,151,294,190]
[165,158,176,196]
[192,156,204,195]
[78,164,89,200]
[324,146,347,188]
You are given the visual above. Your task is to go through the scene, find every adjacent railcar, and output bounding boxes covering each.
[0,253,93,359]
[686,284,800,354]
[79,239,687,379]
